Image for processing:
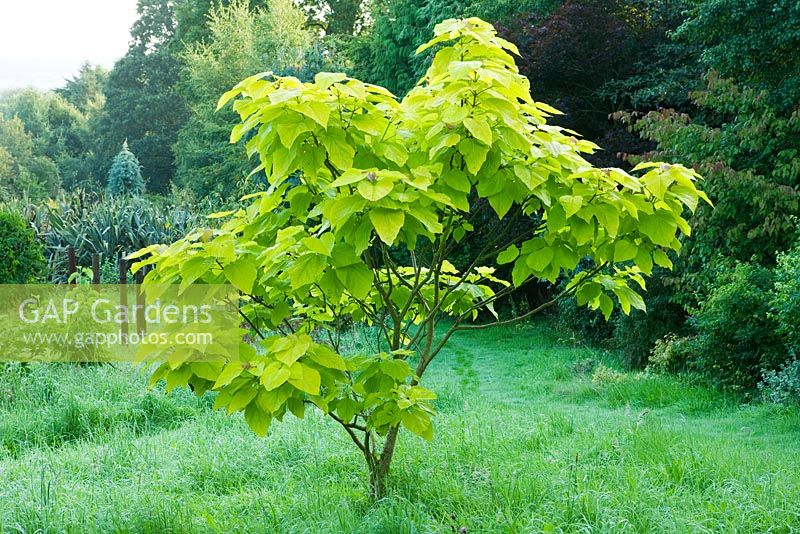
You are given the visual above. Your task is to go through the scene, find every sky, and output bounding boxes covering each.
[0,1,139,91]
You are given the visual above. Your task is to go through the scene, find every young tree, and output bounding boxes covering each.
[107,141,145,196]
[133,18,706,498]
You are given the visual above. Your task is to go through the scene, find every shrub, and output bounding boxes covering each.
[759,357,800,406]
[772,244,800,354]
[689,263,784,390]
[591,363,628,385]
[0,210,45,283]
[648,334,694,375]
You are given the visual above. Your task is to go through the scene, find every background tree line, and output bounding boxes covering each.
[0,0,798,401]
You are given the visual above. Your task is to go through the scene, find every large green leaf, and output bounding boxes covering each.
[357,177,393,201]
[368,209,405,245]
[224,257,257,294]
[244,404,272,437]
[288,254,327,289]
[261,362,291,391]
[288,363,321,395]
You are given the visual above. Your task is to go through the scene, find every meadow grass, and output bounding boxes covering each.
[0,321,798,533]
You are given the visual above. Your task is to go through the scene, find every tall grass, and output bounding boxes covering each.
[0,322,798,532]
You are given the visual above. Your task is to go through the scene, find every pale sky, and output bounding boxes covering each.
[0,1,139,90]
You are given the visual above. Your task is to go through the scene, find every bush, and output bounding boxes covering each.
[759,358,800,406]
[772,245,800,354]
[591,363,627,385]
[648,334,694,375]
[689,263,784,390]
[0,210,45,283]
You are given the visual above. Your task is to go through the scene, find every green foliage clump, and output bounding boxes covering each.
[174,0,313,200]
[634,239,800,392]
[0,116,59,200]
[771,245,800,355]
[648,334,694,375]
[687,263,783,390]
[0,87,100,196]
[0,210,45,283]
[596,0,800,380]
[676,0,800,111]
[106,142,145,196]
[759,358,800,407]
[630,75,800,274]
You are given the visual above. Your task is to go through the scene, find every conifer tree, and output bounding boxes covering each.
[107,141,145,196]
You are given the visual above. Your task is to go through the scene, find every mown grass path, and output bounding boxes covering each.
[1,322,798,532]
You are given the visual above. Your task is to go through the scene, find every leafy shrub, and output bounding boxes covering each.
[591,363,628,385]
[648,334,694,374]
[772,244,800,354]
[0,210,45,283]
[759,357,800,406]
[688,263,784,390]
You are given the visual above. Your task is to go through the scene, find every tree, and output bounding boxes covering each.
[173,0,274,46]
[495,0,699,168]
[107,141,145,196]
[174,0,313,199]
[99,0,188,194]
[0,88,96,193]
[57,62,108,117]
[676,0,800,111]
[298,0,367,35]
[134,18,704,498]
[583,1,800,369]
[0,115,60,200]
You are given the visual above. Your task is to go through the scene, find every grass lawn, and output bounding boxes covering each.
[1,321,798,533]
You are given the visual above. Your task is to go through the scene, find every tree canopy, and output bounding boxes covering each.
[134,17,705,497]
[174,0,313,199]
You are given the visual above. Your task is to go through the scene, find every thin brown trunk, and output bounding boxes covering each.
[368,425,400,499]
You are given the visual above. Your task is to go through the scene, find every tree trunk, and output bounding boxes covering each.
[368,425,400,499]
